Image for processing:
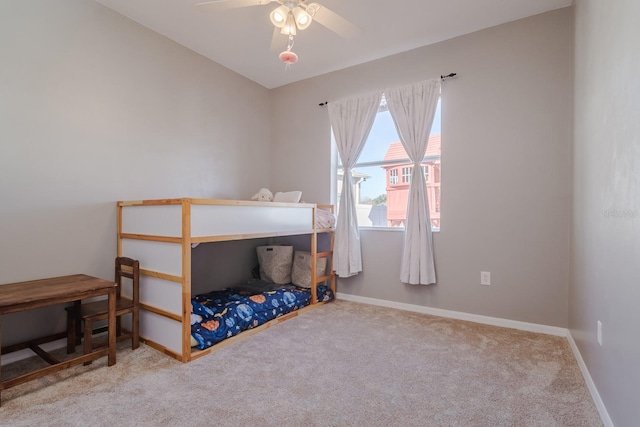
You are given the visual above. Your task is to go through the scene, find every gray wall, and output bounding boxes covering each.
[0,0,271,345]
[271,9,574,327]
[3,2,637,423]
[572,1,640,425]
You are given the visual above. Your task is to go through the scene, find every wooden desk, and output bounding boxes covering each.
[0,274,117,406]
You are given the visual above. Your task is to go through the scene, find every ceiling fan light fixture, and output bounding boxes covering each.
[270,5,289,27]
[292,6,312,30]
[280,11,297,35]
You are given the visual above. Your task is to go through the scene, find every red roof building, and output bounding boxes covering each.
[382,135,441,228]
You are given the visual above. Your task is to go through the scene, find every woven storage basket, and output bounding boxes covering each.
[256,245,294,284]
[291,251,327,288]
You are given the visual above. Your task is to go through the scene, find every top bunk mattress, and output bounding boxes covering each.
[119,198,334,241]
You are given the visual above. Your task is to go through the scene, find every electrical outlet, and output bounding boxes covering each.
[480,271,491,285]
[597,320,603,346]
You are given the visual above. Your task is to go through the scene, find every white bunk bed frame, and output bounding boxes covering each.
[117,198,336,362]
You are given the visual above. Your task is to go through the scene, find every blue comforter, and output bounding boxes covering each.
[191,284,333,350]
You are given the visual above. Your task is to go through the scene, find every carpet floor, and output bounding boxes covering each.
[0,300,602,426]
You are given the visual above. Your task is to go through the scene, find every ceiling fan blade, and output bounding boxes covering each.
[196,0,273,12]
[270,27,289,53]
[310,4,362,39]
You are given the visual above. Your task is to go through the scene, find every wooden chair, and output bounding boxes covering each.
[66,257,140,358]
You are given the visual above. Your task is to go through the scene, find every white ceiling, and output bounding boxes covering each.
[96,0,572,89]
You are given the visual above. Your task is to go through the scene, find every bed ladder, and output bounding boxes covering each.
[312,205,337,304]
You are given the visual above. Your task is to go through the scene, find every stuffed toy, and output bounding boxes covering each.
[251,188,273,202]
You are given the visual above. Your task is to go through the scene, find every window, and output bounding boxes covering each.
[389,168,398,185]
[336,96,442,229]
[401,167,412,183]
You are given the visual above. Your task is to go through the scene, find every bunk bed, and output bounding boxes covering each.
[117,198,336,362]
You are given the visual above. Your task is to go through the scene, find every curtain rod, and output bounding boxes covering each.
[318,73,457,107]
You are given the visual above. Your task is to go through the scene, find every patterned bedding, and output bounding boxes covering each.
[190,283,334,350]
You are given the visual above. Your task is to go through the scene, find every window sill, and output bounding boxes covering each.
[359,226,440,233]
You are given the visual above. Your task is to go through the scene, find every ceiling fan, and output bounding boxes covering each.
[196,0,361,65]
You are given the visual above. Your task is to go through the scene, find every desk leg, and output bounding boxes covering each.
[108,289,116,366]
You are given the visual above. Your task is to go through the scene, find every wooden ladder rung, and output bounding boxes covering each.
[316,251,332,258]
[314,274,334,283]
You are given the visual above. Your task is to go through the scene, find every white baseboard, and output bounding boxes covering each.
[567,332,614,427]
[336,292,568,336]
[1,338,68,366]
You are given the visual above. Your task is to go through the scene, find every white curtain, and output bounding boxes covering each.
[385,79,441,285]
[329,92,382,277]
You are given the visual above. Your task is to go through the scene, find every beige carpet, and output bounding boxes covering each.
[1,300,602,426]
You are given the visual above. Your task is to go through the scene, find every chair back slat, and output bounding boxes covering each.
[115,257,139,304]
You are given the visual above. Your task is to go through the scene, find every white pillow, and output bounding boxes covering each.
[273,191,302,203]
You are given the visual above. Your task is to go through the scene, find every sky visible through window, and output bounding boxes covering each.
[355,101,442,201]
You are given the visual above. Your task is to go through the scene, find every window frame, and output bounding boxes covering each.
[334,96,442,232]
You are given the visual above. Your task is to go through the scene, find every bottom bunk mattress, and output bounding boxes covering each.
[190,282,334,350]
